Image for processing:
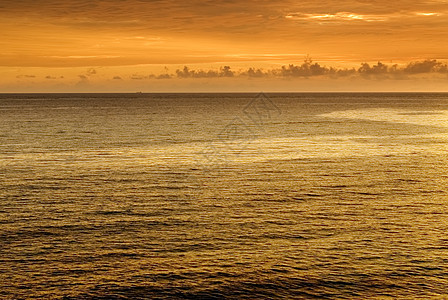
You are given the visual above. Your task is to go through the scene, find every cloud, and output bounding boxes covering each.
[130,74,147,80]
[175,66,234,78]
[415,12,441,16]
[241,68,266,77]
[86,68,97,76]
[156,74,172,79]
[355,60,448,78]
[404,59,448,74]
[358,62,390,77]
[16,75,36,78]
[75,74,91,88]
[150,59,448,80]
[170,58,356,79]
[45,75,64,79]
[130,73,172,80]
[285,12,389,22]
[2,0,448,68]
[274,58,332,77]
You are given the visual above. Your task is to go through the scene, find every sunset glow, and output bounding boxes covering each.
[2,0,448,91]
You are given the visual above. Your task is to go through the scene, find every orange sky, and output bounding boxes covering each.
[1,0,448,92]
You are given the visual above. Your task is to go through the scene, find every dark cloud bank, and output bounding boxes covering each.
[132,59,448,81]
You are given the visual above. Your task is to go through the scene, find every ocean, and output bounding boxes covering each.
[1,93,448,299]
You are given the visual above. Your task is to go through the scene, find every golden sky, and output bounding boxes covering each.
[2,0,448,92]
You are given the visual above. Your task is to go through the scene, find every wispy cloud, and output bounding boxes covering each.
[415,12,441,16]
[16,75,36,78]
[286,12,389,22]
[2,0,448,69]
[45,75,64,79]
[48,56,121,59]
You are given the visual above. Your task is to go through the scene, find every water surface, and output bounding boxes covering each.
[1,93,448,299]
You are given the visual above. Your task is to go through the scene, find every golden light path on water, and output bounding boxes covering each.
[3,108,448,171]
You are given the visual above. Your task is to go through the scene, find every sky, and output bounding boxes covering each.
[1,0,448,92]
